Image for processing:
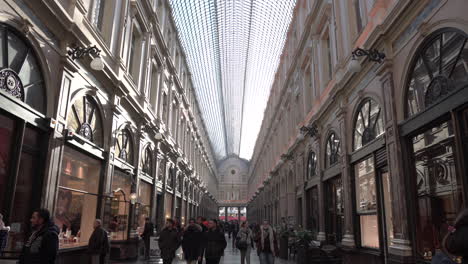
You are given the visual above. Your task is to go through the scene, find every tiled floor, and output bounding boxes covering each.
[111,233,296,264]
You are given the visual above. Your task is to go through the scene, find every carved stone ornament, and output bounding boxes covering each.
[0,68,24,101]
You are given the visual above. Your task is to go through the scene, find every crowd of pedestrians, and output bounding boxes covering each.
[8,207,468,264]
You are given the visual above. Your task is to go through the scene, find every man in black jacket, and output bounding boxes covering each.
[19,208,59,264]
[203,220,227,264]
[88,219,110,264]
[182,218,203,264]
[158,219,181,264]
[141,217,154,260]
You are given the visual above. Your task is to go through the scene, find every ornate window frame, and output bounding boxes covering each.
[325,132,341,168]
[353,98,384,151]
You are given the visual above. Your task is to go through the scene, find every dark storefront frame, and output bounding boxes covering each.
[0,22,49,258]
[400,28,468,262]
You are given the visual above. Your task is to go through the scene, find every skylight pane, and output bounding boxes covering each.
[169,0,296,161]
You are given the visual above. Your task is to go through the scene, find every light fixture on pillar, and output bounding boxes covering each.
[155,132,163,141]
[68,45,105,71]
[349,48,386,73]
[130,192,138,205]
[300,123,318,138]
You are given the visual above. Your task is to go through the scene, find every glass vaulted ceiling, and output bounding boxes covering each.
[169,0,296,160]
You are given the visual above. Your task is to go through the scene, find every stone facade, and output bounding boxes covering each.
[0,0,218,262]
[247,0,468,263]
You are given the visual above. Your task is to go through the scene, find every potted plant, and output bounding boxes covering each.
[278,225,293,259]
[294,230,313,264]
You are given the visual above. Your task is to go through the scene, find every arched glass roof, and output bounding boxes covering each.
[169,0,296,160]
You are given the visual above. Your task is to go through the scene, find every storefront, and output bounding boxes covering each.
[348,98,393,262]
[0,22,49,258]
[400,28,468,262]
[55,94,105,252]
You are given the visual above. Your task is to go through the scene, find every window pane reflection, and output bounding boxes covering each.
[412,120,463,259]
[355,157,377,212]
[56,147,101,249]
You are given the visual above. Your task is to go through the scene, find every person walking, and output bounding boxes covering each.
[141,217,155,260]
[254,220,279,264]
[227,221,233,239]
[203,220,227,264]
[237,221,254,264]
[159,219,181,264]
[443,209,468,264]
[232,221,239,249]
[182,218,203,264]
[88,219,110,264]
[196,216,207,264]
[18,208,59,264]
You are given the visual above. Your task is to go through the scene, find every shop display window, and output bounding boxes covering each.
[355,157,379,248]
[107,169,132,241]
[56,147,101,248]
[412,120,462,259]
[136,181,152,233]
[0,114,14,214]
[325,176,343,245]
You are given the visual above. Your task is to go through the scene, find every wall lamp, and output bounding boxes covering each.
[300,123,318,138]
[68,45,105,71]
[281,153,294,161]
[349,48,386,73]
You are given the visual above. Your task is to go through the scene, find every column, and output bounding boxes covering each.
[337,105,355,247]
[378,61,412,257]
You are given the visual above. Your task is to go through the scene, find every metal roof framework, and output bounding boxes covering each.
[169,0,296,160]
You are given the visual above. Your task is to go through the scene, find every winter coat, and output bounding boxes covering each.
[0,230,8,251]
[88,226,110,255]
[158,227,180,260]
[254,227,279,256]
[141,222,155,240]
[19,221,59,264]
[445,225,468,264]
[182,224,203,261]
[237,227,254,246]
[203,228,227,259]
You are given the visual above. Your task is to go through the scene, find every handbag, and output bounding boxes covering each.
[236,238,248,250]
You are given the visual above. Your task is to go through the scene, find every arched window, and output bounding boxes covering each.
[67,95,103,146]
[115,128,133,164]
[307,151,317,179]
[141,146,153,176]
[158,158,166,181]
[0,23,46,113]
[353,99,384,150]
[406,30,468,117]
[326,132,340,168]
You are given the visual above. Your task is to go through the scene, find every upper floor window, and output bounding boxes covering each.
[326,132,340,168]
[89,0,123,51]
[353,98,384,151]
[67,95,103,147]
[128,22,145,88]
[307,151,317,179]
[0,23,46,113]
[406,30,468,118]
[115,128,133,164]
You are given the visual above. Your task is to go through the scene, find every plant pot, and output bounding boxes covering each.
[296,245,309,264]
[279,236,289,259]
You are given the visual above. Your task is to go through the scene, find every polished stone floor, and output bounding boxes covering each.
[111,233,296,264]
